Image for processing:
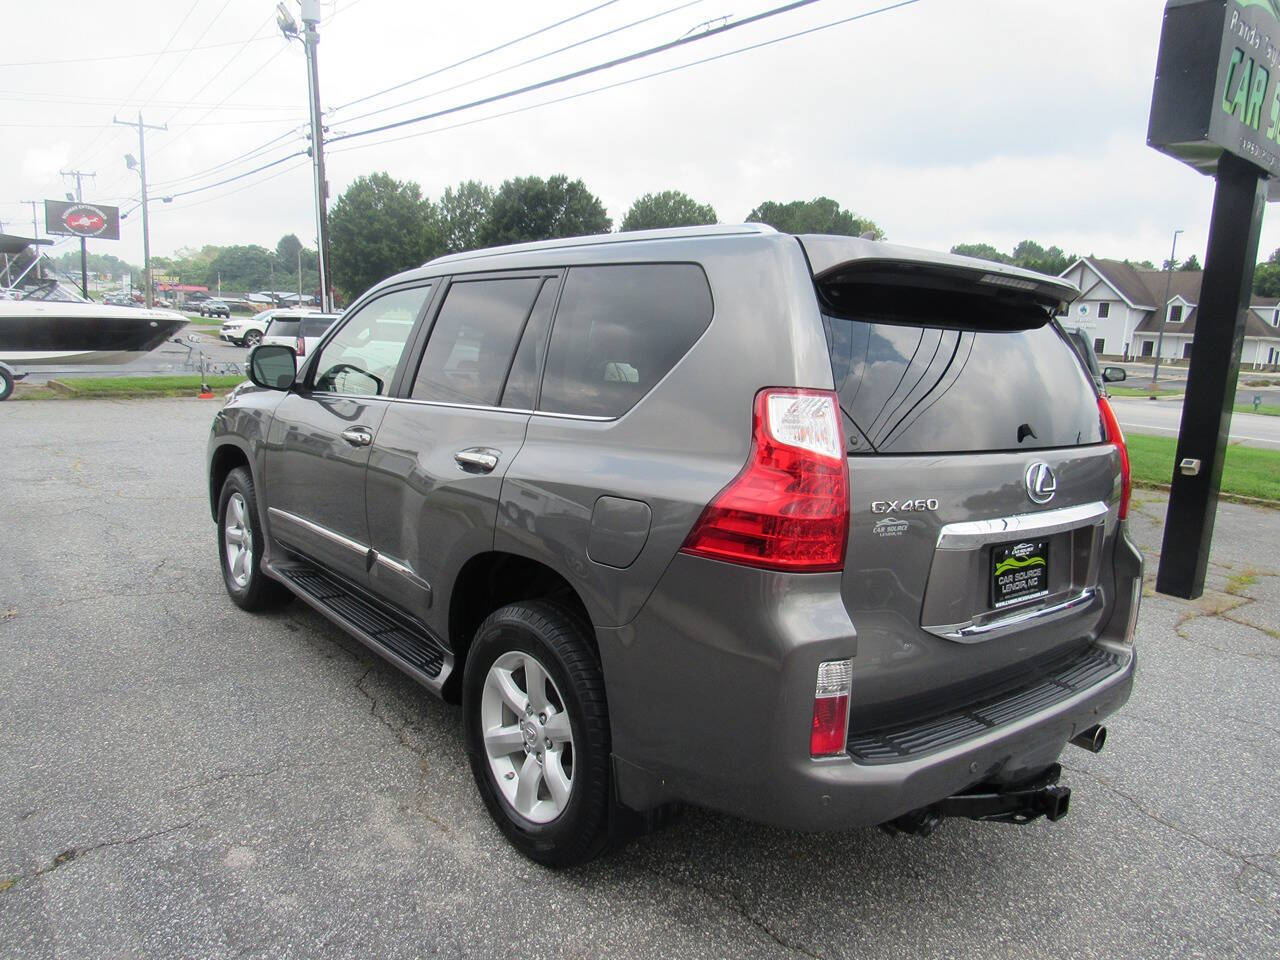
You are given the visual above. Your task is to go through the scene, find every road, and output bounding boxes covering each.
[1111,396,1280,450]
[0,399,1276,959]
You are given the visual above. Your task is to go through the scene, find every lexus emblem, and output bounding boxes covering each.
[1025,462,1057,504]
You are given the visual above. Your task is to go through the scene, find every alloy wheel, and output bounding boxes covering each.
[223,492,253,589]
[480,651,575,824]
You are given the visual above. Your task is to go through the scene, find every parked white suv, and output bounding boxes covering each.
[260,312,341,361]
[222,308,330,348]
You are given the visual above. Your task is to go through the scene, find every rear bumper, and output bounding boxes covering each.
[600,527,1142,831]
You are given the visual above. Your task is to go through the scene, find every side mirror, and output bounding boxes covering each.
[248,343,298,391]
[1102,366,1127,383]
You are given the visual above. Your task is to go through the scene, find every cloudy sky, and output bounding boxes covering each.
[0,0,1269,271]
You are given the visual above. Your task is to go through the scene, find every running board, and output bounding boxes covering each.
[269,560,452,691]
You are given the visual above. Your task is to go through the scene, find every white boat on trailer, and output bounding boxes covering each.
[0,234,187,400]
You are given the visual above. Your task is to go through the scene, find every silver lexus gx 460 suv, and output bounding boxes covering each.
[208,224,1141,866]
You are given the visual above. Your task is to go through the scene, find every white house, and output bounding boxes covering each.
[1057,257,1280,369]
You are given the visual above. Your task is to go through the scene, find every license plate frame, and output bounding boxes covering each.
[991,539,1050,610]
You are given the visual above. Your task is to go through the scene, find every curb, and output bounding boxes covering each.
[1133,480,1279,509]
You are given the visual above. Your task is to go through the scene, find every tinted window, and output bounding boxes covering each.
[266,318,300,336]
[500,279,558,409]
[312,287,429,396]
[823,310,1103,454]
[539,264,713,418]
[301,316,336,337]
[411,277,543,406]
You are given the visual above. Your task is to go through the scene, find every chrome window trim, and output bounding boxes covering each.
[935,501,1110,551]
[307,392,615,421]
[268,507,368,556]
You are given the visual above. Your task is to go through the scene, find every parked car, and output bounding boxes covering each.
[208,225,1141,866]
[260,312,341,361]
[219,308,302,347]
[199,299,231,319]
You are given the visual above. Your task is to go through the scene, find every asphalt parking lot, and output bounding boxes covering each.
[1,399,1277,959]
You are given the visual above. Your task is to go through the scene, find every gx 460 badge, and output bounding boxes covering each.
[871,498,939,514]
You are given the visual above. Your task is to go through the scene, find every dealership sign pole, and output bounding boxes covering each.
[1148,0,1276,599]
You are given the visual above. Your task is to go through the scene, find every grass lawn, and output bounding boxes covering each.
[1127,433,1280,501]
[45,375,244,399]
[1109,385,1181,397]
[1234,403,1280,417]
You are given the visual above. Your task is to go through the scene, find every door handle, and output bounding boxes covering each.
[341,427,373,447]
[455,448,499,472]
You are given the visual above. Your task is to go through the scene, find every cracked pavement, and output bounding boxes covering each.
[1,399,1278,959]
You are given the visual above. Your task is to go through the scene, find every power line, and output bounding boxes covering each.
[0,34,274,69]
[329,0,921,157]
[135,0,237,117]
[150,127,306,189]
[157,157,312,215]
[329,0,827,146]
[331,0,626,113]
[162,151,308,201]
[337,0,705,128]
[0,90,299,110]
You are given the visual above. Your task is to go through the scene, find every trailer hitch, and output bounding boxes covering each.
[884,763,1071,837]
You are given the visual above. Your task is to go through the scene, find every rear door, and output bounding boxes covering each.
[364,270,559,632]
[811,260,1121,733]
[263,285,433,587]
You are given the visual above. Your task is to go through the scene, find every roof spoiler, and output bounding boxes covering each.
[797,235,1078,315]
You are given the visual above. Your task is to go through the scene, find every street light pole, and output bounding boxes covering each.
[115,112,167,308]
[1152,228,1183,385]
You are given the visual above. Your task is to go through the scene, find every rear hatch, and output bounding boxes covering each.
[802,243,1121,737]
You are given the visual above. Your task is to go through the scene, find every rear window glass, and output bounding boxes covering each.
[822,304,1102,454]
[301,316,335,337]
[266,318,300,336]
[539,264,713,418]
[411,277,543,406]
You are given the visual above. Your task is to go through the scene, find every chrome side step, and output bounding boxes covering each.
[268,560,453,691]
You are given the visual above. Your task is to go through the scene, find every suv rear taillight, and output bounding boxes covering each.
[680,388,848,572]
[295,335,306,357]
[1098,395,1131,520]
[810,659,852,757]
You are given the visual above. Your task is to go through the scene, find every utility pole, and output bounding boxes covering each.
[297,248,303,302]
[21,200,41,278]
[278,1,332,311]
[1152,229,1183,386]
[60,169,95,299]
[115,112,166,308]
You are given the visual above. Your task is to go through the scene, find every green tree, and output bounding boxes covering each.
[745,197,884,239]
[478,175,611,247]
[203,245,279,292]
[276,233,304,266]
[950,243,1013,264]
[329,172,443,299]
[621,190,716,231]
[1178,254,1202,271]
[1011,240,1072,276]
[54,251,138,277]
[438,180,494,253]
[1253,248,1280,297]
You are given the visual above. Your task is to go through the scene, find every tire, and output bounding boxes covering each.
[243,330,262,348]
[217,466,289,612]
[463,600,612,867]
[0,367,13,402]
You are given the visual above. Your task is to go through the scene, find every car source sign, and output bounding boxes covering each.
[44,199,121,240]
[1148,0,1280,179]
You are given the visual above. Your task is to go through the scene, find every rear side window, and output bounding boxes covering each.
[500,279,558,410]
[301,316,335,337]
[412,277,543,406]
[823,305,1102,454]
[539,264,713,418]
[266,318,300,336]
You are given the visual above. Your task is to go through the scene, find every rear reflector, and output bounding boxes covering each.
[1098,395,1131,520]
[680,388,849,572]
[811,658,852,757]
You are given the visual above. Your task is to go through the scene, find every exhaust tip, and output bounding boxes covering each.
[1070,725,1107,753]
